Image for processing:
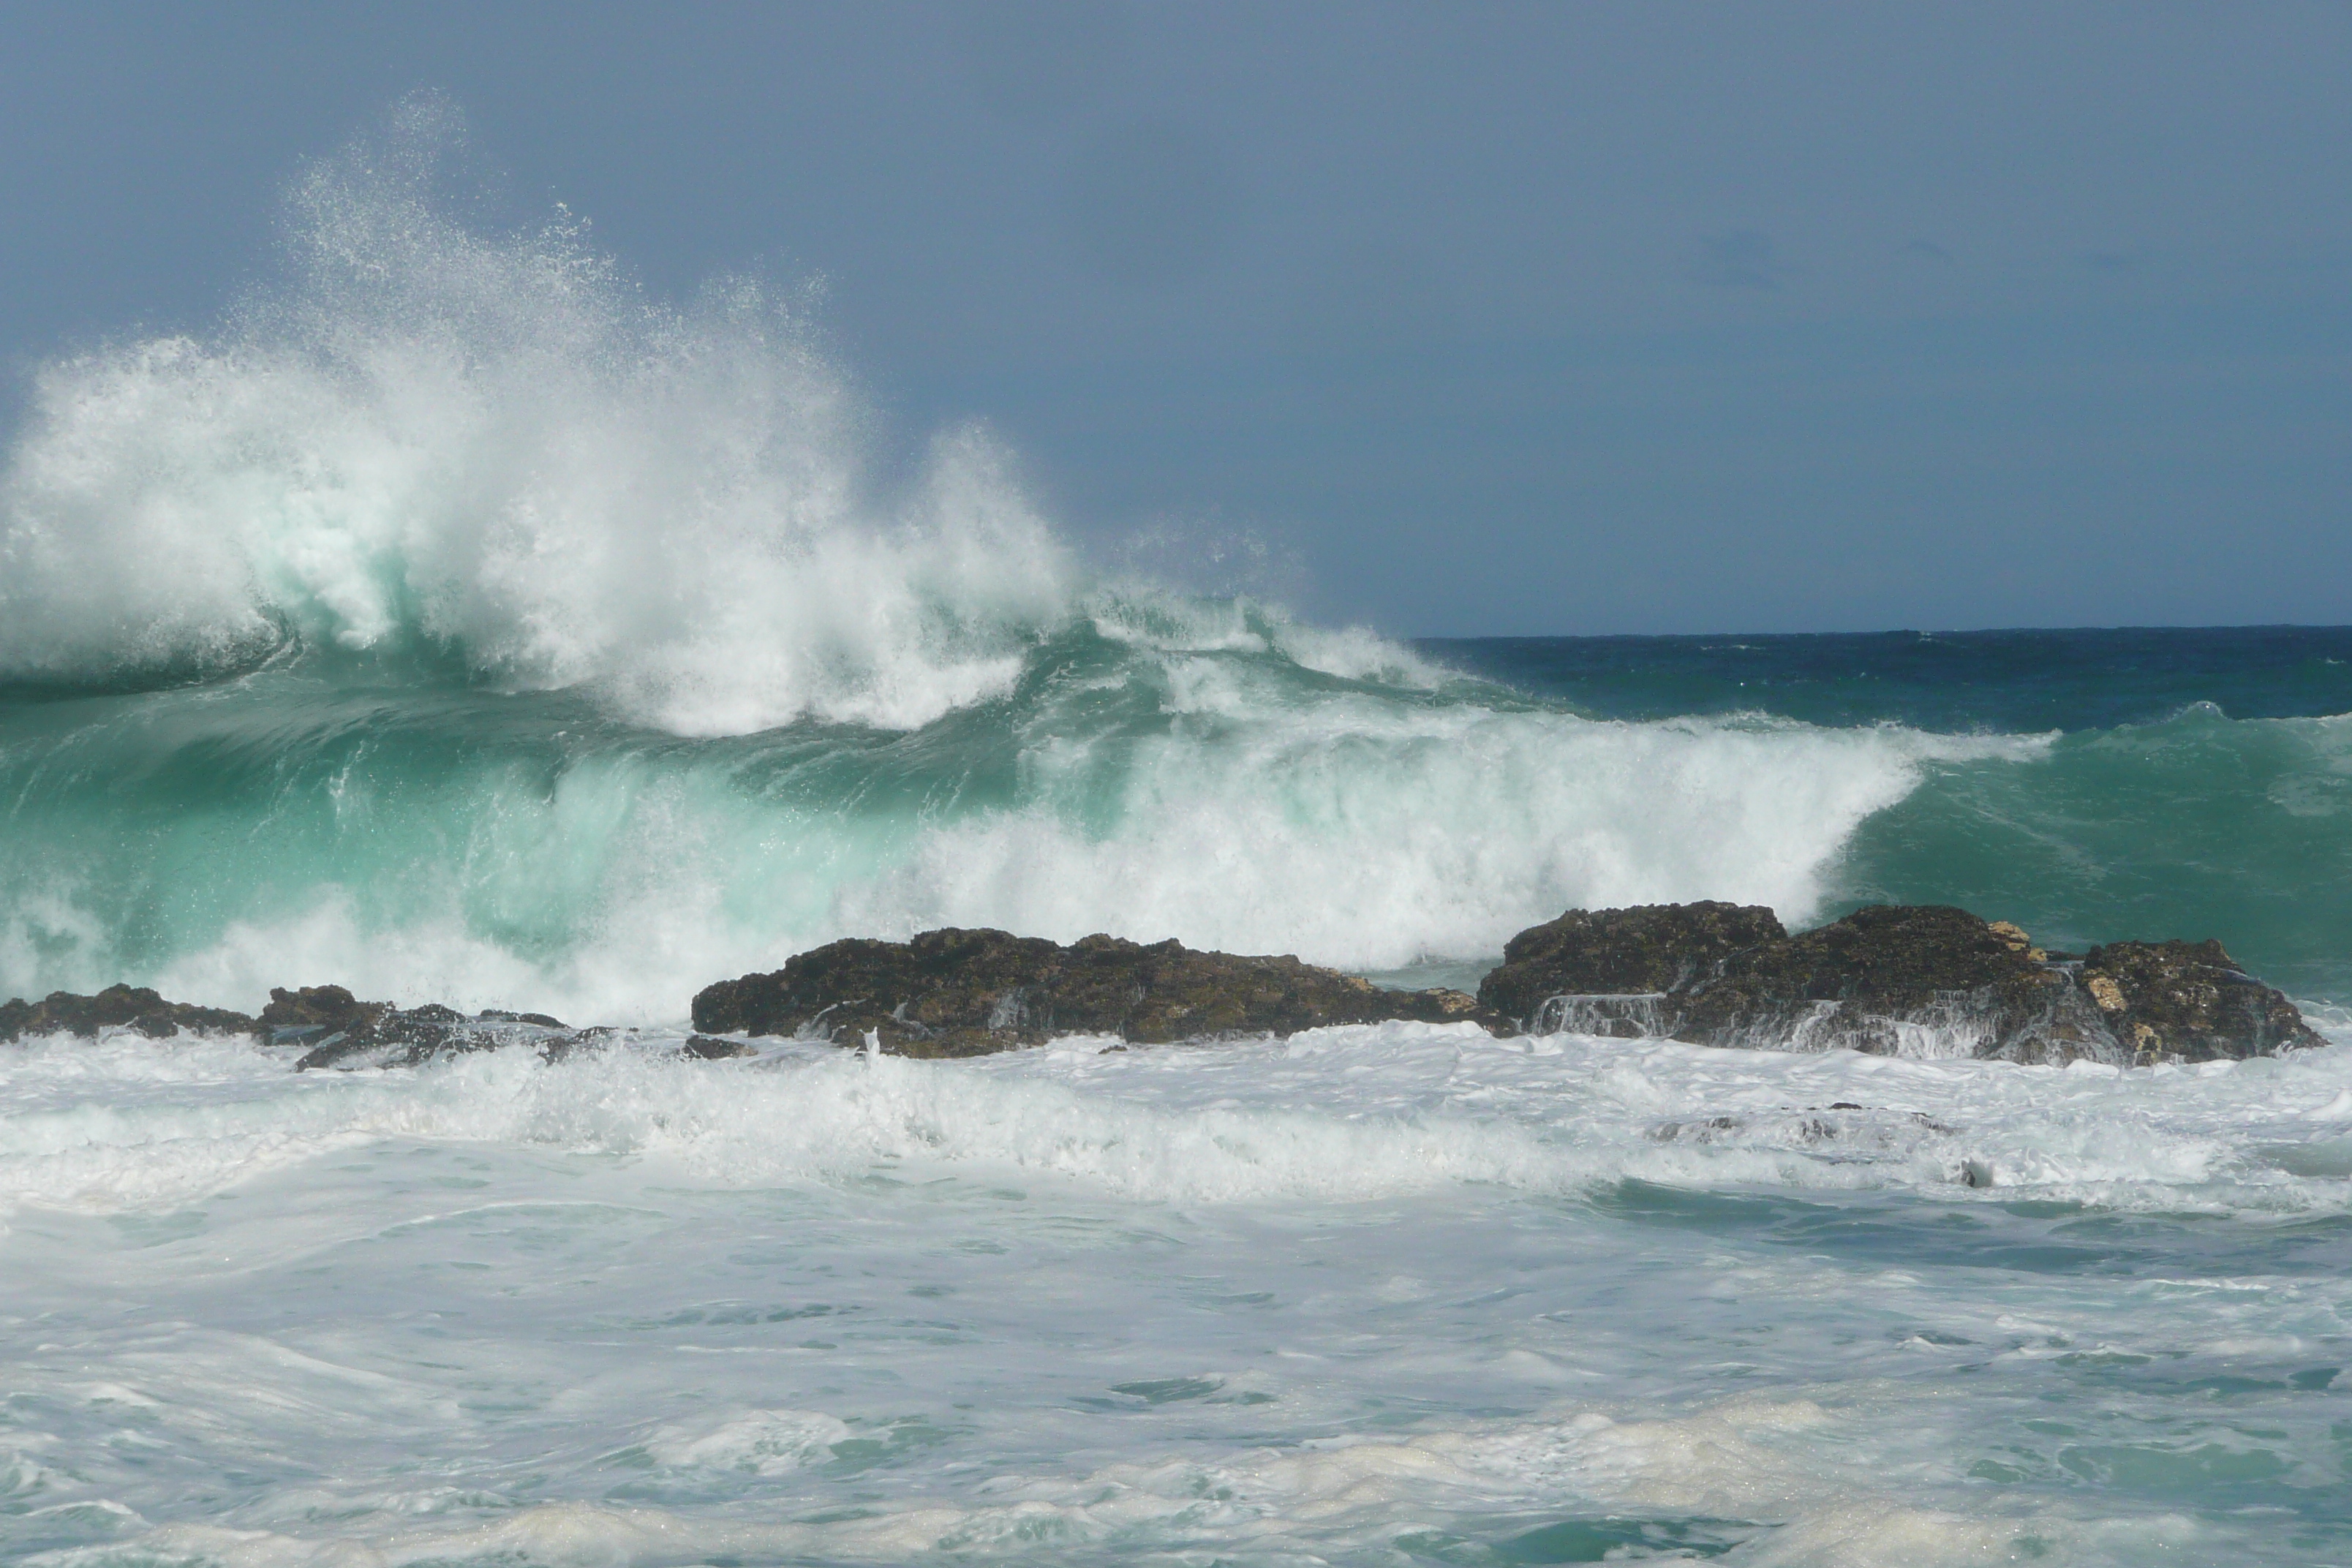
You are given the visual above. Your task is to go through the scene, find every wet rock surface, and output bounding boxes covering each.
[1477,901,1788,1030]
[691,927,1501,1057]
[258,984,385,1045]
[2077,939,2324,1063]
[5,906,2326,1068]
[0,977,721,1071]
[0,984,257,1043]
[1490,902,2323,1063]
[279,992,595,1071]
[1673,904,2116,1063]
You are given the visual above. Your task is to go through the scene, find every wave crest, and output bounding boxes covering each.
[0,100,1077,734]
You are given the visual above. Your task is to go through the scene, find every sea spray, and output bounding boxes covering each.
[0,98,1075,734]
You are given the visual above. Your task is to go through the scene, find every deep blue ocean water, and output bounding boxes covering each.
[1426,625,2352,732]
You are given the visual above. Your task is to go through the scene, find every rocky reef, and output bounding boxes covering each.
[0,984,257,1043]
[3,905,2328,1068]
[2075,939,2323,1063]
[690,927,1498,1058]
[0,981,628,1069]
[1477,901,1790,1026]
[1475,902,2323,1065]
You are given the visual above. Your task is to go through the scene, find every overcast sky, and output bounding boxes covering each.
[4,1,2348,634]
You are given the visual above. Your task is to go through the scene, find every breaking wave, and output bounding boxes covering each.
[0,97,1076,736]
[0,102,2065,1017]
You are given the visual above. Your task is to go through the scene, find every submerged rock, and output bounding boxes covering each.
[0,984,257,1043]
[682,1034,759,1060]
[282,993,591,1071]
[691,927,1501,1056]
[255,984,640,1071]
[1487,902,2323,1064]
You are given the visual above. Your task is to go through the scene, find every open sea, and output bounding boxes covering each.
[4,151,2351,1567]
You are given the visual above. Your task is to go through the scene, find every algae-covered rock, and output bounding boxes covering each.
[0,984,256,1042]
[691,927,1500,1056]
[1476,902,1787,1030]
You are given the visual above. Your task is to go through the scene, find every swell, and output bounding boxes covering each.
[1831,702,2352,1003]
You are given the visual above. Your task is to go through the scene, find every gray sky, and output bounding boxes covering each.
[4,1,2348,634]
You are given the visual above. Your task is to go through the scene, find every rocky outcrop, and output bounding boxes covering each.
[0,984,257,1042]
[1488,902,2323,1064]
[8,906,2324,1071]
[2077,940,2324,1063]
[690,927,1499,1057]
[1477,901,1788,1030]
[247,983,629,1070]
[258,984,385,1044]
[1671,905,2119,1063]
[0,978,728,1071]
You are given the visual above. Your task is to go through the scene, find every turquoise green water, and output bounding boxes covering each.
[5,625,2350,1019]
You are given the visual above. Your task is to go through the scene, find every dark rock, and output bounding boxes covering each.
[2078,939,2323,1063]
[292,998,584,1071]
[1476,901,1787,1029]
[285,1009,747,1071]
[1673,905,2115,1064]
[1484,901,2323,1064]
[690,927,1503,1057]
[259,984,389,1045]
[0,984,257,1043]
[682,1034,758,1060]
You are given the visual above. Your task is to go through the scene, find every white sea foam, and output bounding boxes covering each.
[834,704,2041,970]
[6,1023,2348,1226]
[5,1028,2344,1566]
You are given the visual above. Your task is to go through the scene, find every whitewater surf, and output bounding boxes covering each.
[4,113,2350,1567]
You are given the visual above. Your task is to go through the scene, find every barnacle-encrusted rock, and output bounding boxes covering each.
[2076,939,2323,1063]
